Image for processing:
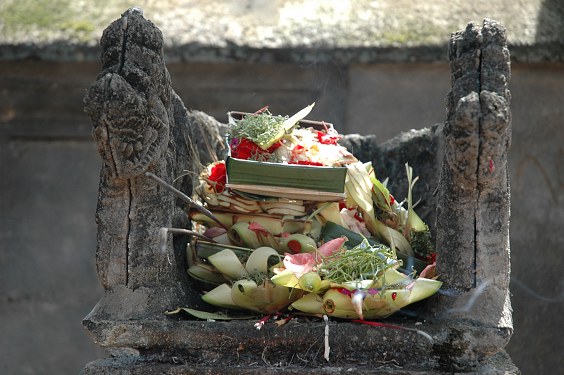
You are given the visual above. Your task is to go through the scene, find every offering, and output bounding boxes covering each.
[178,104,440,321]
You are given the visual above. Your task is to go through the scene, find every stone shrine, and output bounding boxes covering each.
[82,8,517,374]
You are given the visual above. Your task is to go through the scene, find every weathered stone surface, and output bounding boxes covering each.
[81,11,516,374]
[81,350,519,375]
[83,8,226,316]
[434,20,512,332]
[81,316,516,374]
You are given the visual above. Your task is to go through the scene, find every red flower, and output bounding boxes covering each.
[208,162,227,193]
[425,252,437,264]
[231,138,281,160]
[289,144,306,163]
[353,211,365,223]
[290,160,324,166]
[268,141,283,152]
[317,129,341,145]
[231,138,261,160]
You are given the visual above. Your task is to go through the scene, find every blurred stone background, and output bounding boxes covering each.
[0,1,562,374]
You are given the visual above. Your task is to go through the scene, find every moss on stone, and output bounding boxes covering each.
[1,0,72,30]
[0,0,558,63]
[59,19,95,35]
[0,0,125,42]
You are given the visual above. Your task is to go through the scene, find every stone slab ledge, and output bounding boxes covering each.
[0,1,562,63]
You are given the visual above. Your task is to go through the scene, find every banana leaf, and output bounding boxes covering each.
[165,307,256,320]
[195,240,281,269]
[226,157,347,198]
[195,240,253,260]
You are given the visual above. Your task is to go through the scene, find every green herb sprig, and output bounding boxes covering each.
[229,111,289,149]
[319,239,397,283]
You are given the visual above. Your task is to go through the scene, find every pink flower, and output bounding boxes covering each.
[283,253,316,277]
[419,262,437,279]
[281,236,347,278]
[315,236,347,262]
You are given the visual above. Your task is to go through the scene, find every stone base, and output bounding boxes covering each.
[82,309,517,374]
[82,350,519,375]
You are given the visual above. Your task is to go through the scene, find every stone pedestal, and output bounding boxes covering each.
[82,9,517,374]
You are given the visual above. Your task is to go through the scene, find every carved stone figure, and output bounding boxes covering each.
[84,7,226,315]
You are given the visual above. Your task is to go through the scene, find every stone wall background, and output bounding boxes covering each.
[1,2,563,374]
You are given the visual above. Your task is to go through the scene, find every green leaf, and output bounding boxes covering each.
[226,157,347,194]
[405,163,428,233]
[370,174,392,212]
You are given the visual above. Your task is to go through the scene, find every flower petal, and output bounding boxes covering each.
[317,236,347,259]
[419,262,437,279]
[283,253,316,277]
